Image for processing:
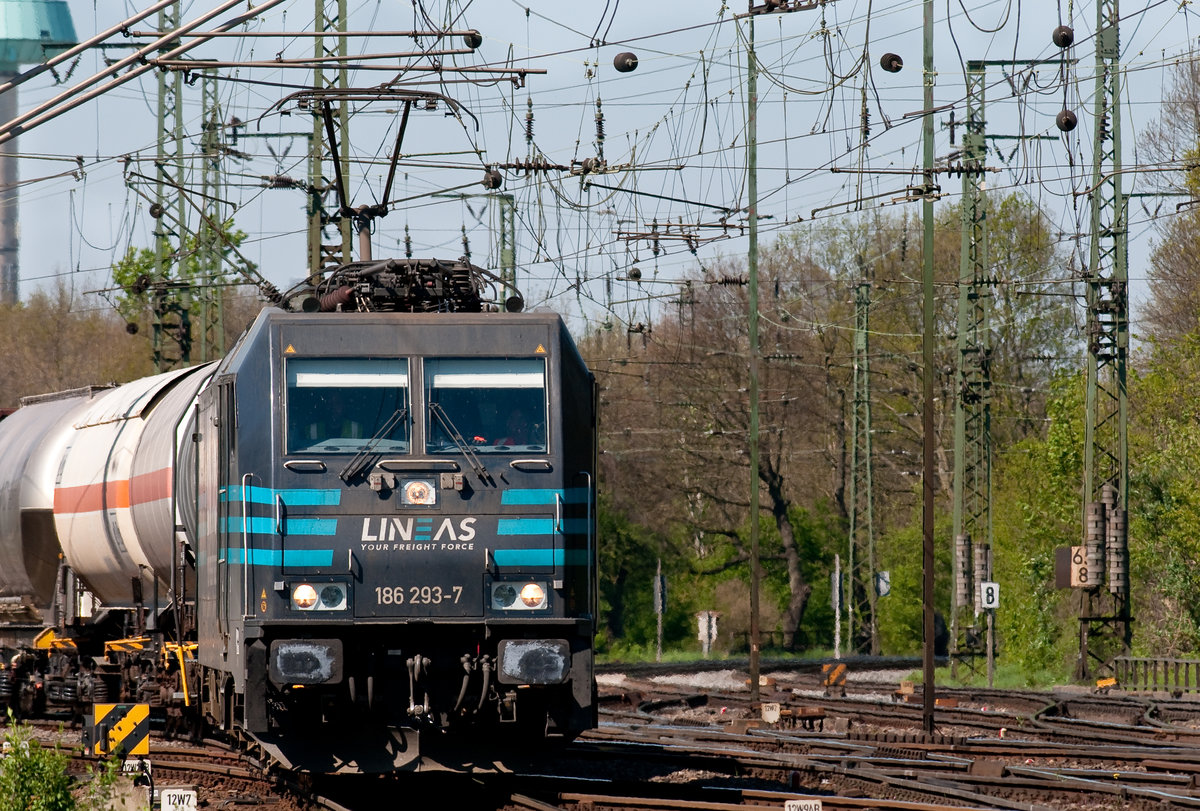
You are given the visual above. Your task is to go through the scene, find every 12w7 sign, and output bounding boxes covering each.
[159,789,197,810]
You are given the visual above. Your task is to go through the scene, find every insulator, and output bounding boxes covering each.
[318,285,354,312]
[973,542,990,614]
[463,30,483,50]
[1056,109,1077,132]
[595,98,606,158]
[460,225,470,261]
[879,52,903,73]
[627,266,641,281]
[955,533,973,609]
[613,51,638,73]
[1085,501,1107,588]
[525,97,534,146]
[1052,25,1074,48]
[1107,507,1128,595]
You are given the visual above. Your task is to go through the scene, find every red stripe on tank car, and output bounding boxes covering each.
[129,468,173,504]
[54,468,172,514]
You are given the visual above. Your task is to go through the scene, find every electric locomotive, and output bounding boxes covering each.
[0,259,599,772]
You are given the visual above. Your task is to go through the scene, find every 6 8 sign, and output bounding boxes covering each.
[1069,545,1090,588]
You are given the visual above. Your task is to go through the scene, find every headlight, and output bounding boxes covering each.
[491,581,548,611]
[319,584,347,610]
[520,583,546,608]
[493,584,517,608]
[401,479,436,506]
[290,582,348,611]
[292,584,318,610]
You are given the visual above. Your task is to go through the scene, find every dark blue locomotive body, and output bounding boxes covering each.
[190,305,597,770]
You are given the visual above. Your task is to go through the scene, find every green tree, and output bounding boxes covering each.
[990,374,1084,681]
[1128,330,1200,653]
[111,221,256,366]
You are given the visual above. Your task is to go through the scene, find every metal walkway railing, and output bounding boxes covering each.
[1112,657,1200,692]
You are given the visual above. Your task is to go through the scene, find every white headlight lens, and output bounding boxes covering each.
[519,582,546,608]
[292,584,318,609]
[402,479,436,506]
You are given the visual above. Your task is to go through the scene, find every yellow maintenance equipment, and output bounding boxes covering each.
[163,642,198,707]
[32,628,76,650]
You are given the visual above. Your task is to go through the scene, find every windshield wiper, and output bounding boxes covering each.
[428,403,493,486]
[340,408,408,482]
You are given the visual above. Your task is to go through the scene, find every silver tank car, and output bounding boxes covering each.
[0,364,214,620]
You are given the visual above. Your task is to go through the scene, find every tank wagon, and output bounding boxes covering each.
[0,259,598,771]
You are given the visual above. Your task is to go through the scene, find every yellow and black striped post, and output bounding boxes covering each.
[82,703,150,757]
[821,663,848,696]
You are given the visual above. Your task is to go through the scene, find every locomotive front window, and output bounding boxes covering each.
[425,358,547,454]
[286,359,409,453]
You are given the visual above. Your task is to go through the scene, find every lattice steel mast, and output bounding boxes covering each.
[1078,0,1131,678]
[152,1,188,371]
[951,60,993,674]
[848,271,877,655]
[194,68,226,363]
[308,0,352,274]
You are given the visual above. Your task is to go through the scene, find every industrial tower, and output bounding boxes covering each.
[0,0,75,305]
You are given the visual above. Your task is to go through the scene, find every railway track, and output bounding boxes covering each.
[27,660,1200,809]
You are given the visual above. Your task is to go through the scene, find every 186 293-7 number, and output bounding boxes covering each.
[375,585,463,605]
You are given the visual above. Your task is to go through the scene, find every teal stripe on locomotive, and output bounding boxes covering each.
[222,516,338,535]
[496,518,589,535]
[499,488,590,505]
[221,486,342,506]
[492,548,589,567]
[220,548,335,567]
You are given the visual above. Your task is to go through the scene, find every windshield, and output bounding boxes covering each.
[425,358,547,454]
[286,358,409,453]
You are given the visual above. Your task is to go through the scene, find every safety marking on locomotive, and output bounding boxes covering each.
[285,343,296,353]
[222,516,337,535]
[492,548,589,566]
[221,548,335,567]
[360,516,476,543]
[497,517,589,535]
[535,343,546,353]
[222,485,341,506]
[500,487,590,505]
[83,703,150,757]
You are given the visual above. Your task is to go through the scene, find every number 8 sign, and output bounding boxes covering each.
[980,581,999,610]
